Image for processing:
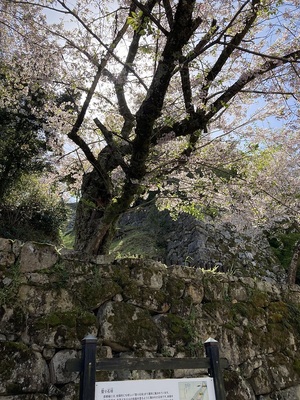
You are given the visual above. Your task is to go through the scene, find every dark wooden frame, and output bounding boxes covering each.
[66,335,227,400]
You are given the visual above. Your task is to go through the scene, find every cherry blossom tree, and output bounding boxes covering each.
[2,0,300,255]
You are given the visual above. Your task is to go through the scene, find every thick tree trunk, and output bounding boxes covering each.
[287,240,300,285]
[74,169,115,255]
[73,165,138,255]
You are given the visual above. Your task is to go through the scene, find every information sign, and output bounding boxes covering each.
[95,378,216,400]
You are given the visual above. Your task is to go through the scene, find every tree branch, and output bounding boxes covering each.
[103,68,135,139]
[131,0,169,36]
[180,59,194,115]
[206,49,300,120]
[218,41,300,64]
[56,0,147,90]
[200,0,260,103]
[183,19,218,66]
[67,67,109,181]
[129,0,200,181]
[93,118,129,174]
[162,0,174,28]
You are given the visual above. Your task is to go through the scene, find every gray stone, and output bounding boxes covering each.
[0,343,49,394]
[18,285,74,315]
[0,238,15,266]
[43,347,56,360]
[49,349,79,384]
[0,238,13,252]
[186,283,204,304]
[19,242,59,272]
[130,266,163,289]
[2,277,12,286]
[98,301,160,352]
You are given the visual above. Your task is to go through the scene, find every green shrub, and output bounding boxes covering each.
[0,174,68,244]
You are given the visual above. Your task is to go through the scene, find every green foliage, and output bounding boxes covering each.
[0,174,69,244]
[183,307,203,356]
[268,232,300,270]
[0,63,54,200]
[0,262,21,307]
[127,11,153,36]
[293,359,300,375]
[111,229,161,259]
[61,231,75,249]
[110,204,169,259]
[180,202,219,220]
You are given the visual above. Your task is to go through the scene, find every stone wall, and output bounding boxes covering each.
[1,238,300,399]
[116,206,284,282]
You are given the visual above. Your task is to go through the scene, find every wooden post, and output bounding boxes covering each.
[80,334,97,400]
[204,338,226,400]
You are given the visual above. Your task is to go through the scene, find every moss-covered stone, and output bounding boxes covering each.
[111,263,131,286]
[286,303,300,332]
[249,289,270,308]
[202,301,232,324]
[124,284,169,312]
[165,276,185,299]
[293,359,300,375]
[264,323,290,351]
[31,310,96,348]
[98,301,161,351]
[267,301,288,323]
[72,278,122,310]
[76,311,97,339]
[0,304,26,337]
[0,342,49,394]
[230,301,266,325]
[0,342,31,380]
[158,314,193,346]
[36,311,77,329]
[0,262,21,306]
[203,274,229,301]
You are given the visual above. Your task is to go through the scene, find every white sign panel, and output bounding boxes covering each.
[95,378,216,400]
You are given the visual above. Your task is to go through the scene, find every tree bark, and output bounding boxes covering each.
[287,240,300,285]
[74,169,114,255]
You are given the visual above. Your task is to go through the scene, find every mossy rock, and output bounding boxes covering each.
[293,359,300,375]
[202,301,232,324]
[0,342,31,380]
[123,284,169,313]
[110,263,131,286]
[261,323,291,351]
[76,311,98,339]
[224,369,256,399]
[35,310,78,329]
[98,301,161,351]
[165,276,185,299]
[0,305,26,337]
[0,263,21,306]
[72,278,122,310]
[230,301,266,325]
[0,342,49,394]
[267,301,288,323]
[157,313,193,346]
[286,303,300,333]
[203,275,229,301]
[32,310,96,347]
[249,289,270,308]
